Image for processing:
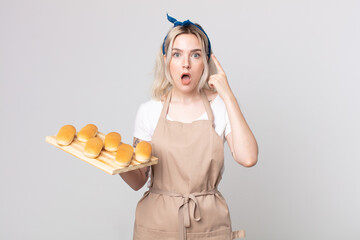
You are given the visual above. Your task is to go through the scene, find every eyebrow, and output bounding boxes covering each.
[172,48,202,52]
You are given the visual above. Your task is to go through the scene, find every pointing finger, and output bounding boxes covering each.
[211,54,225,74]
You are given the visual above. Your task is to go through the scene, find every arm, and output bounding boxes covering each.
[225,100,258,167]
[119,137,151,191]
[208,54,258,167]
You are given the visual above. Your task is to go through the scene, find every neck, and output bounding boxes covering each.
[171,88,202,104]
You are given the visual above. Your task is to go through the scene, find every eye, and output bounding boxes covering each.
[173,52,180,58]
[192,52,201,58]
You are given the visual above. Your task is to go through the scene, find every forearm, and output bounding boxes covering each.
[119,167,148,191]
[120,169,147,191]
[206,54,258,166]
[223,92,258,167]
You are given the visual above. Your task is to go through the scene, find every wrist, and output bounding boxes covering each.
[222,90,236,104]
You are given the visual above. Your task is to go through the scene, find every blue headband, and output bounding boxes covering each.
[162,14,212,59]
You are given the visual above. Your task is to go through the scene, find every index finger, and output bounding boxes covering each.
[211,54,225,74]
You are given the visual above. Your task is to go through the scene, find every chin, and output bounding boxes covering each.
[174,81,200,93]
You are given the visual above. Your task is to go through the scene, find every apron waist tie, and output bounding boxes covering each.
[148,187,219,240]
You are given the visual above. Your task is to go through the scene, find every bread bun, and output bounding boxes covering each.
[104,132,121,152]
[56,125,76,146]
[77,124,98,142]
[84,137,103,158]
[115,143,133,167]
[135,141,152,163]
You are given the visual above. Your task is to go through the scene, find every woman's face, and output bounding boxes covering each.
[167,33,205,94]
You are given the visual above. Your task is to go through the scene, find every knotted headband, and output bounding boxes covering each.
[162,14,212,59]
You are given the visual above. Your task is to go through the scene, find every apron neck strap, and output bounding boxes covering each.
[160,90,173,120]
[159,89,215,125]
[200,90,215,124]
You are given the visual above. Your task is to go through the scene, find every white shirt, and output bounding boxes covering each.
[133,94,232,142]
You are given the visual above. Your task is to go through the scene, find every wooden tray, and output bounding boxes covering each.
[45,132,158,175]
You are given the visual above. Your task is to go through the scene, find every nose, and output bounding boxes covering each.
[182,56,190,69]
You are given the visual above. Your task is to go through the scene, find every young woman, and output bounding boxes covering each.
[120,14,258,240]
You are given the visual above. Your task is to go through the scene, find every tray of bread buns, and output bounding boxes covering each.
[45,124,158,175]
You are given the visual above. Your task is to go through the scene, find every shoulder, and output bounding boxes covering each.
[135,98,163,127]
[134,98,163,140]
[212,94,226,110]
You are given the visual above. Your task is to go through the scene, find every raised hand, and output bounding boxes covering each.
[208,54,233,100]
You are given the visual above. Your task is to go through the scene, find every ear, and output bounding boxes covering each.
[163,54,166,63]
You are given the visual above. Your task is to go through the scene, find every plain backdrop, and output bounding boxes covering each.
[1,0,359,239]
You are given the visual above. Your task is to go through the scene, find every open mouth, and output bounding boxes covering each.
[181,73,191,85]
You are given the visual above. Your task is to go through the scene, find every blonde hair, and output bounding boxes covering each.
[151,24,217,100]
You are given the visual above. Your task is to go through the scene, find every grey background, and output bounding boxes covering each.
[1,0,359,239]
